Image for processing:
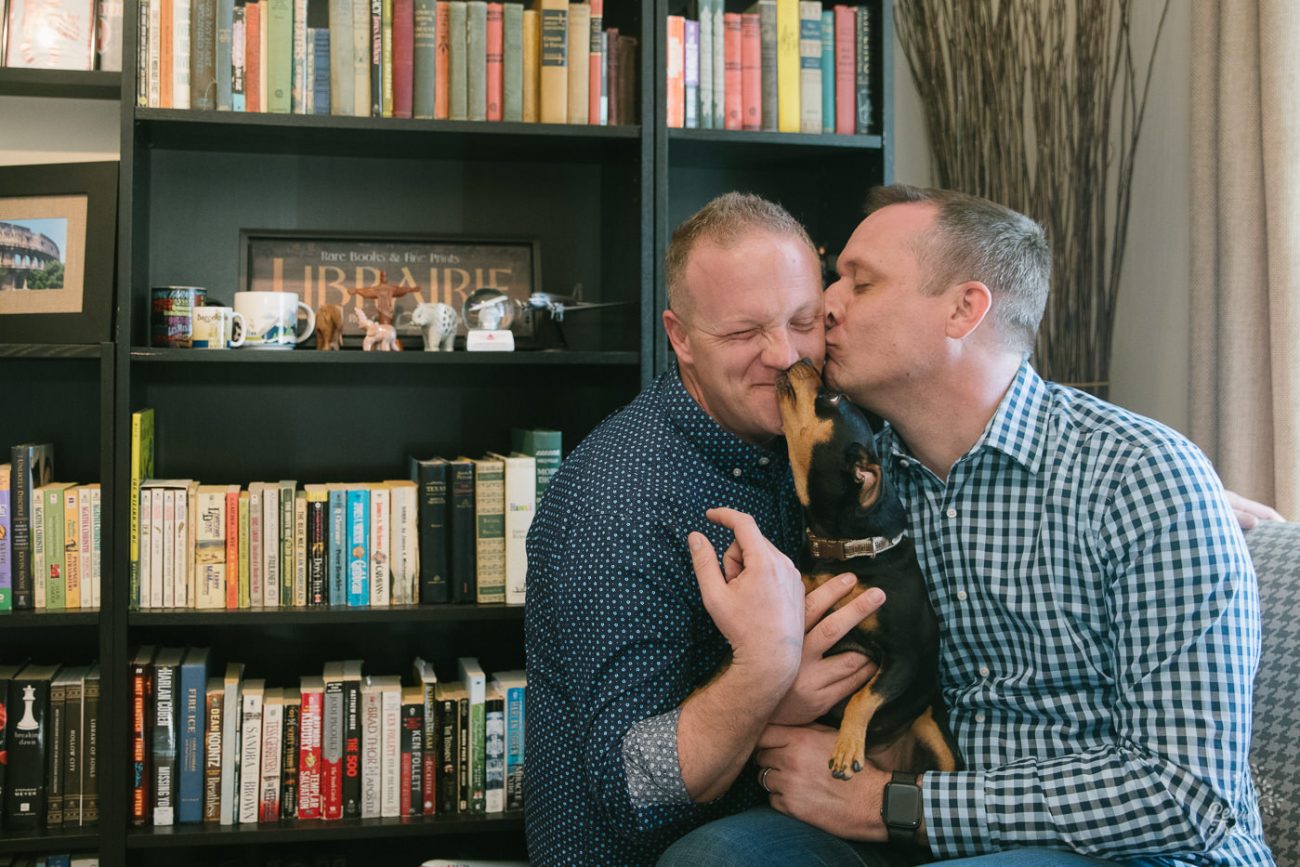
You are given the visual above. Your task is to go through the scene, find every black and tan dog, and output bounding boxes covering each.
[775,358,961,779]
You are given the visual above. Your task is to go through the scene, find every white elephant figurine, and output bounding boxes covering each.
[412,302,459,351]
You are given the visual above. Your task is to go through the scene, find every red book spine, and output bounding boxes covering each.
[297,690,323,819]
[392,0,414,117]
[225,490,239,609]
[834,5,855,135]
[741,13,761,131]
[246,1,261,112]
[399,743,412,816]
[485,2,503,120]
[587,0,602,124]
[434,0,449,118]
[130,665,152,826]
[724,12,742,130]
[666,16,684,128]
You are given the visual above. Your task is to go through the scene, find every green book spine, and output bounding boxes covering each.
[501,1,521,121]
[0,464,12,611]
[466,0,486,120]
[820,10,833,133]
[45,488,67,610]
[510,428,562,498]
[412,0,436,117]
[266,0,293,111]
[448,1,467,119]
[470,697,484,813]
[472,457,504,604]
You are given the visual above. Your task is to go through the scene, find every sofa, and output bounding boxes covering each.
[1247,520,1300,864]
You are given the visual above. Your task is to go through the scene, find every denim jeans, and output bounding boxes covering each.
[656,807,1148,866]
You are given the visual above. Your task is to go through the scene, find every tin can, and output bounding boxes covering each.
[150,286,208,348]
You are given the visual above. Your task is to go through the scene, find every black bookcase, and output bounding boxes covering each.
[0,1,891,863]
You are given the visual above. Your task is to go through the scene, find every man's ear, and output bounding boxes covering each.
[945,281,993,341]
[663,309,694,365]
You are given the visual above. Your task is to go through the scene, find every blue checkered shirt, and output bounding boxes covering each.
[898,361,1270,864]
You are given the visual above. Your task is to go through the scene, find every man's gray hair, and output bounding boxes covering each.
[665,192,818,319]
[865,185,1051,354]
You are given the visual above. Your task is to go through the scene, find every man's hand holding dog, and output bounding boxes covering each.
[769,577,882,726]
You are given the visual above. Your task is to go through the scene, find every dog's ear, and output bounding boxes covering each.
[846,443,882,509]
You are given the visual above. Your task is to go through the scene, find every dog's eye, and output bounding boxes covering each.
[822,393,842,406]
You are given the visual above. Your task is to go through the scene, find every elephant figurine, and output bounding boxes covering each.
[315,303,344,351]
[412,302,459,351]
[355,307,401,352]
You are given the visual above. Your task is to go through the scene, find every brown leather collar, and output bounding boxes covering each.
[806,529,907,561]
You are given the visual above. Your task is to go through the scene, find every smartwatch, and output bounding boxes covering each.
[881,771,923,845]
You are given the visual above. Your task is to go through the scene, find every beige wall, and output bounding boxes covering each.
[0,97,120,165]
[891,4,1193,433]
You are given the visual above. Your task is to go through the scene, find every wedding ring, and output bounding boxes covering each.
[759,766,773,793]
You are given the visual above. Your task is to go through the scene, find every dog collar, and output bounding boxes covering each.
[805,529,907,561]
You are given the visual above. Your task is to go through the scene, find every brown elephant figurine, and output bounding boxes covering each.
[316,303,344,351]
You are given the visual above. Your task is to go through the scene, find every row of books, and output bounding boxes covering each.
[128,410,559,610]
[130,648,526,826]
[0,445,103,613]
[667,0,875,134]
[133,0,639,126]
[0,663,102,832]
[0,0,122,71]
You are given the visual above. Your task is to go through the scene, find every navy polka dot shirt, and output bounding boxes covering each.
[524,364,803,866]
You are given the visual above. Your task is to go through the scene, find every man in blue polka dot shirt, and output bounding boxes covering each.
[525,193,886,865]
[659,187,1273,865]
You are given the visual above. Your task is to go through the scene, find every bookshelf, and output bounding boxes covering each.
[1,0,891,862]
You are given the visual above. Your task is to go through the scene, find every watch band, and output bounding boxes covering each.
[883,771,922,846]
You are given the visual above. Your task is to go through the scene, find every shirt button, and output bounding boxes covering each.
[946,508,958,518]
[758,456,770,467]
[956,590,967,601]
[975,712,987,723]
[732,467,743,478]
[978,665,990,678]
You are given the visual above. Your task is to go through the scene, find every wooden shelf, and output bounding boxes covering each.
[0,68,120,100]
[0,343,105,359]
[0,826,101,854]
[134,108,642,160]
[0,609,99,627]
[129,604,524,626]
[129,347,638,365]
[126,812,524,848]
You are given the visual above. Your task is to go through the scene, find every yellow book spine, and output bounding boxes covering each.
[538,0,567,123]
[522,9,539,122]
[775,0,799,132]
[565,3,588,123]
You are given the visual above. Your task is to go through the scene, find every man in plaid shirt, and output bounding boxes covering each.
[660,186,1272,865]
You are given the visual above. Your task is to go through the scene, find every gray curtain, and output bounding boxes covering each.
[1189,0,1300,518]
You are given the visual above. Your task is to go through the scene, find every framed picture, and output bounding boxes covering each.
[238,230,541,341]
[2,0,96,69]
[0,162,118,344]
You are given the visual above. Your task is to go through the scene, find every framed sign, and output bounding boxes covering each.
[0,161,118,344]
[238,230,541,340]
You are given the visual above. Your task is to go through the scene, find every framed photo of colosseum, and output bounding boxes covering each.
[0,162,117,344]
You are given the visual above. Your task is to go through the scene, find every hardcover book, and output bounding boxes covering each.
[152,647,186,826]
[203,678,223,823]
[11,443,54,610]
[5,664,59,829]
[237,679,265,824]
[490,669,525,812]
[537,0,565,123]
[281,688,300,819]
[298,676,324,818]
[448,458,476,604]
[400,684,424,816]
[129,646,156,827]
[0,464,11,610]
[177,647,210,824]
[456,657,486,814]
[377,675,402,818]
[486,452,534,606]
[564,2,587,124]
[484,685,504,813]
[471,455,504,604]
[412,657,438,814]
[409,457,449,604]
[218,662,244,825]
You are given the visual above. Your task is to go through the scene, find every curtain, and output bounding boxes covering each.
[1189,0,1300,518]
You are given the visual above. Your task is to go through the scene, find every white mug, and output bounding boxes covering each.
[191,306,247,349]
[233,291,316,349]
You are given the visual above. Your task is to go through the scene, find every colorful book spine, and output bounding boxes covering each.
[203,678,223,822]
[466,0,487,120]
[280,690,300,819]
[665,15,683,128]
[177,647,209,823]
[741,12,760,130]
[564,1,587,124]
[346,487,371,606]
[305,485,328,605]
[820,9,833,132]
[833,4,853,134]
[328,0,353,113]
[447,0,468,119]
[683,18,698,129]
[484,686,504,813]
[754,0,776,130]
[412,0,436,117]
[472,456,505,604]
[484,1,502,120]
[380,679,402,818]
[587,0,602,124]
[724,12,742,129]
[12,443,53,611]
[435,0,450,118]
[537,0,565,123]
[237,679,265,824]
[457,657,485,814]
[797,0,820,133]
[298,676,324,818]
[698,0,712,129]
[368,484,390,607]
[521,7,537,121]
[191,0,217,107]
[0,464,11,610]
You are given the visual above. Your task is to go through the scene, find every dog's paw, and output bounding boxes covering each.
[828,733,866,780]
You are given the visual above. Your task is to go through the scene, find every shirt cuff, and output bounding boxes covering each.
[623,707,690,809]
[923,770,993,858]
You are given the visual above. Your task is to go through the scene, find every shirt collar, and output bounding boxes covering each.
[968,359,1051,473]
[656,362,789,481]
[880,359,1051,475]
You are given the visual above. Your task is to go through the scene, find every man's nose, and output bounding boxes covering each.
[762,327,800,368]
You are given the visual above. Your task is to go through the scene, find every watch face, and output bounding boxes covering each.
[885,783,922,826]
